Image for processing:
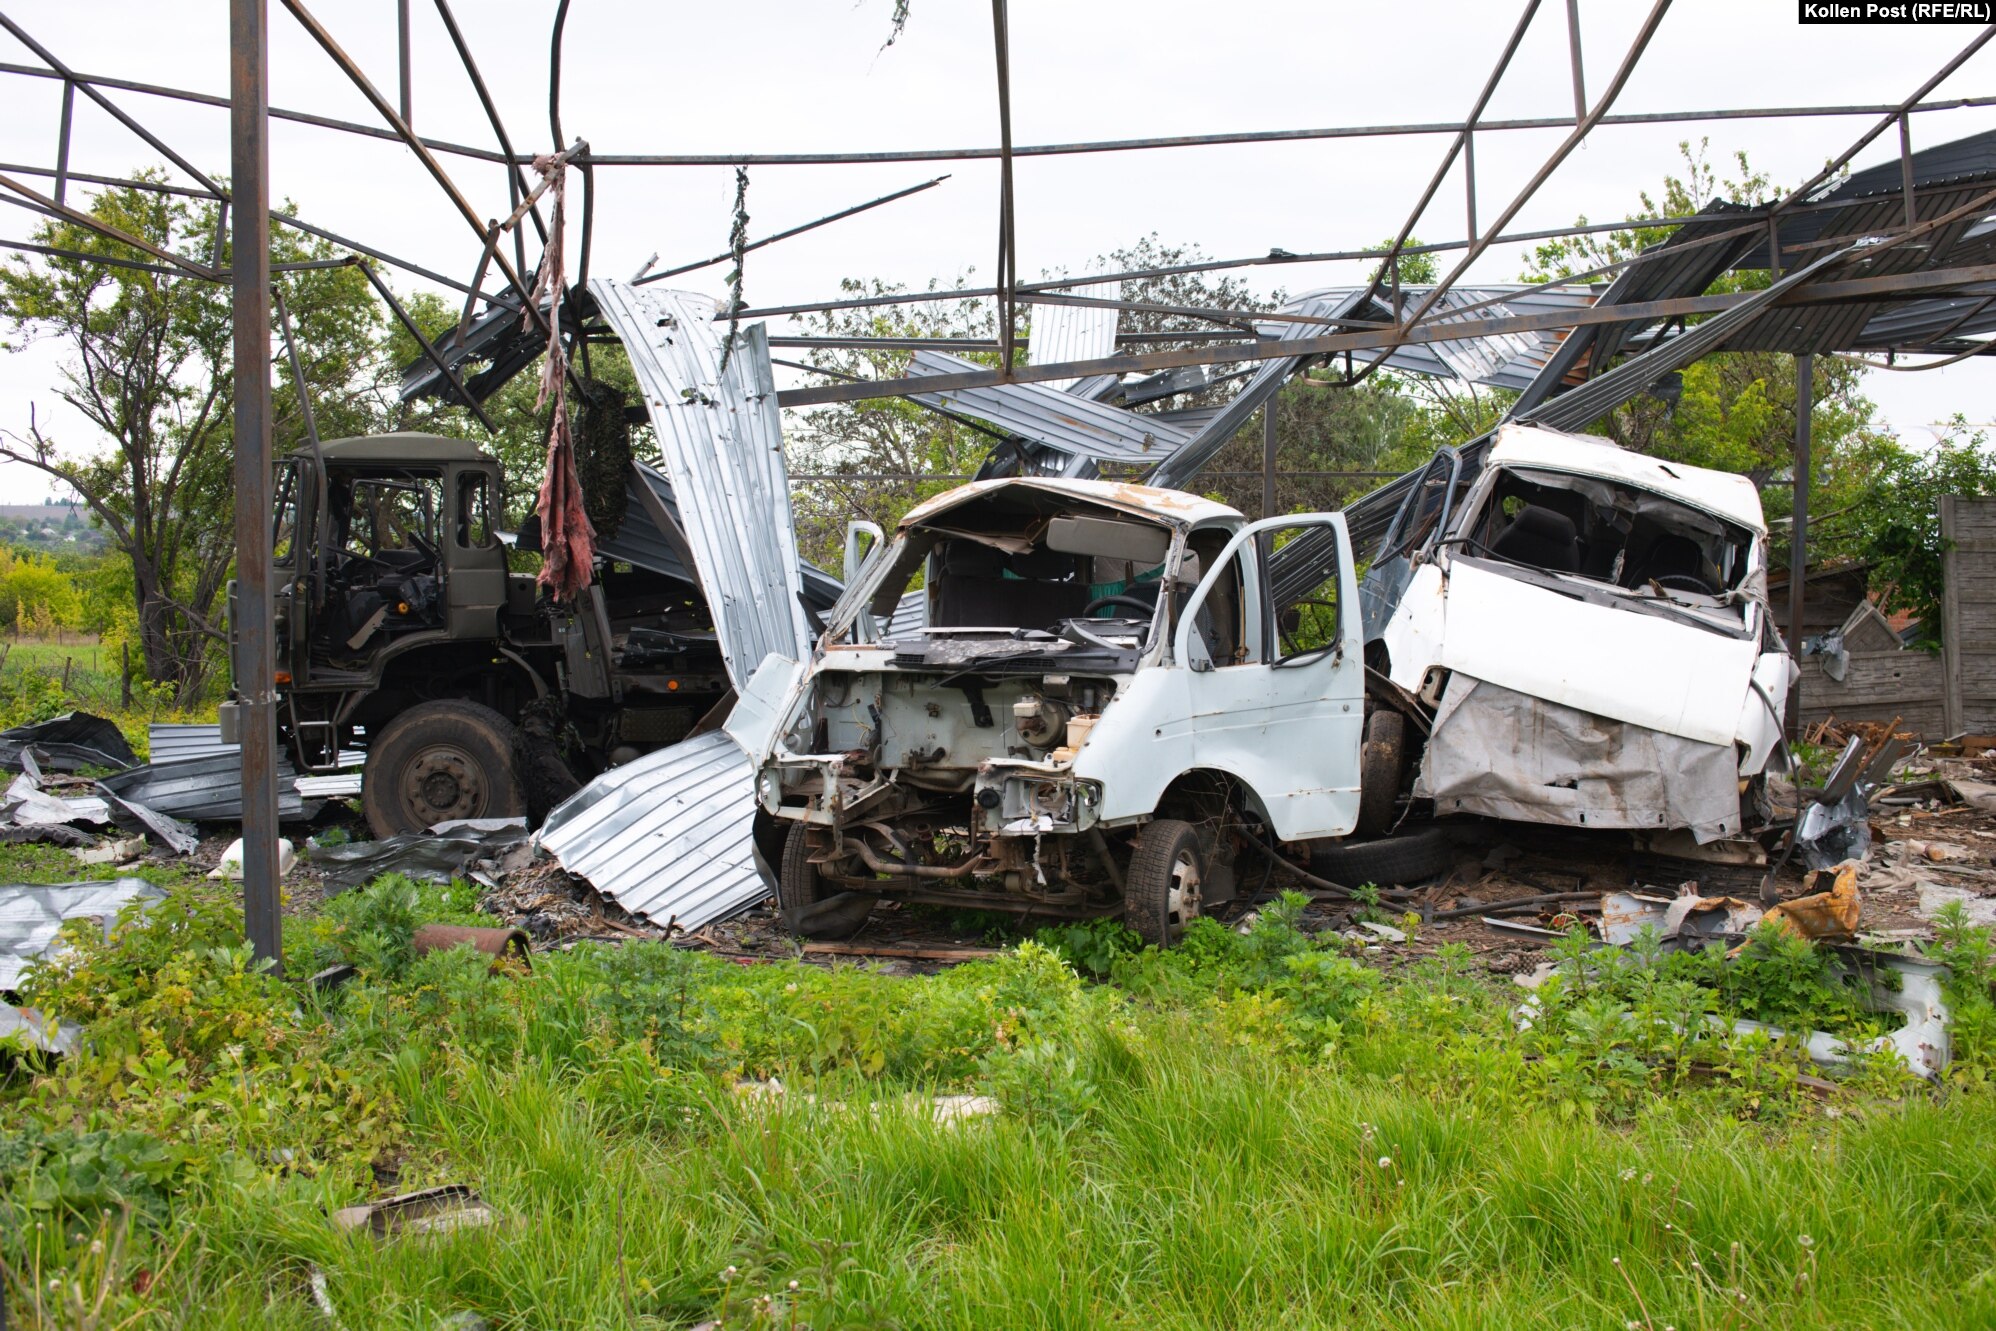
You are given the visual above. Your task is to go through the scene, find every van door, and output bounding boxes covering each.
[1174,513,1363,841]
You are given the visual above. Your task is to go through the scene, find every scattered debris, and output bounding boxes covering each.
[71,834,147,866]
[97,751,309,823]
[331,1186,496,1238]
[0,877,161,988]
[310,822,529,893]
[209,836,299,881]
[0,1002,80,1056]
[1763,860,1863,942]
[1599,889,1762,945]
[0,712,137,773]
[410,924,532,972]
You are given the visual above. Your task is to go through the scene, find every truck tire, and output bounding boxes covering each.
[1353,708,1407,838]
[362,699,527,838]
[1308,825,1454,888]
[1125,818,1205,947]
[778,824,874,940]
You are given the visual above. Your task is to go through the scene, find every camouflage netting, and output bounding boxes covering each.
[574,378,632,542]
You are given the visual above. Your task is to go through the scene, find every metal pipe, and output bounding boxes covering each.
[783,256,1992,407]
[52,77,72,206]
[0,171,218,277]
[1564,0,1586,124]
[1261,392,1278,522]
[432,0,544,256]
[6,56,1994,171]
[1398,0,1673,336]
[396,0,412,128]
[1788,353,1813,740]
[359,261,501,434]
[276,0,545,333]
[0,236,186,278]
[230,0,282,973]
[991,0,1016,374]
[1359,1,1539,312]
[640,174,951,284]
[851,838,993,880]
[1777,25,1994,214]
[1900,113,1917,231]
[0,15,228,200]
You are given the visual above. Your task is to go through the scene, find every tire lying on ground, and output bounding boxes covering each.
[1307,824,1455,887]
[362,699,528,838]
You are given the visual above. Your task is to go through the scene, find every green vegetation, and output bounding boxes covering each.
[3,866,1992,1327]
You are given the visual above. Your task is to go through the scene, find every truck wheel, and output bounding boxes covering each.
[1353,708,1407,838]
[778,824,874,940]
[1125,818,1205,947]
[1308,825,1454,887]
[362,700,527,838]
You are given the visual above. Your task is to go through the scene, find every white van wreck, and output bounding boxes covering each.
[1351,422,1796,844]
[739,478,1366,943]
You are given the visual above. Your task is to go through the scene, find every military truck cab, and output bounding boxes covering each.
[239,433,742,838]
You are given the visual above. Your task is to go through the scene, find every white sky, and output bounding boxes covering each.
[2,0,1993,502]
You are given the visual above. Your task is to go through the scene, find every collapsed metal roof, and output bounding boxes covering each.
[589,279,814,690]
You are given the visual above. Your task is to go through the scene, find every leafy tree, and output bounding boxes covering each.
[1518,140,1897,544]
[0,176,380,702]
[1812,419,1996,647]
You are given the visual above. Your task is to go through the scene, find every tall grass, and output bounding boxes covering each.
[4,880,1993,1328]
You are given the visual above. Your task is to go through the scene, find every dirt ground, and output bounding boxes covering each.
[145,750,1996,979]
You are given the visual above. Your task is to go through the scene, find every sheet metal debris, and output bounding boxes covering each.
[97,751,308,823]
[588,279,811,689]
[0,712,136,773]
[536,729,770,932]
[149,721,364,769]
[0,876,160,989]
[332,1186,496,1238]
[0,1002,79,1055]
[310,822,530,893]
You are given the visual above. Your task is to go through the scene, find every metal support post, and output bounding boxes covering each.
[1565,0,1586,124]
[1261,394,1279,522]
[397,0,412,128]
[231,0,283,971]
[1786,352,1813,739]
[53,78,73,206]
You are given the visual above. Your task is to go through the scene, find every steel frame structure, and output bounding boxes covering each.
[0,2,1993,957]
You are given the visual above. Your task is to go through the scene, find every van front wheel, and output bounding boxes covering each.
[1125,818,1205,947]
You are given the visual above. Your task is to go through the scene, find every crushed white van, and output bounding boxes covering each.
[736,477,1366,943]
[1350,422,1797,844]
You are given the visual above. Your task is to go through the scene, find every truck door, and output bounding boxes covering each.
[1173,513,1363,842]
[446,466,507,637]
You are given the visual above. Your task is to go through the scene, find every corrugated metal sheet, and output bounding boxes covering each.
[1026,289,1121,390]
[909,350,1193,465]
[590,281,812,690]
[535,729,769,930]
[98,752,307,822]
[148,724,364,768]
[1,877,160,988]
[882,588,928,639]
[1263,285,1598,394]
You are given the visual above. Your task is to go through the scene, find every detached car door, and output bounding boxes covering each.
[1173,513,1364,842]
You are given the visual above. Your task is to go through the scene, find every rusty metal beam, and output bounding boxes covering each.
[229,0,282,971]
[775,257,1996,408]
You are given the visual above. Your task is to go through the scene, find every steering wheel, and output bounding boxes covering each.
[1652,572,1718,596]
[1081,593,1156,618]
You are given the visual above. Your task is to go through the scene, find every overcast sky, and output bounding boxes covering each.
[2,1,1993,502]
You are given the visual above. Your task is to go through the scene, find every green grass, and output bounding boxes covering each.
[4,876,1995,1329]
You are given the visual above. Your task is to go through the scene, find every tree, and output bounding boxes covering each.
[1518,141,1897,544]
[0,175,381,703]
[1812,418,1996,647]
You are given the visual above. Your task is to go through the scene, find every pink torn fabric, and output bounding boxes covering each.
[527,151,595,602]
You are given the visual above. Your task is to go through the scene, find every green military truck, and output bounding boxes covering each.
[229,432,836,838]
